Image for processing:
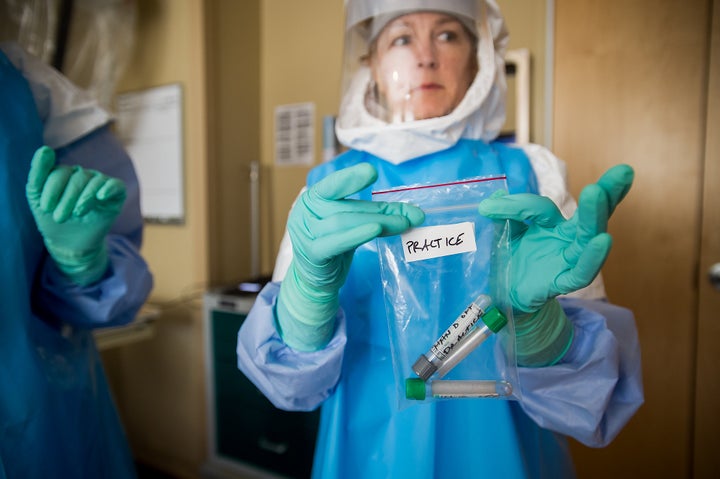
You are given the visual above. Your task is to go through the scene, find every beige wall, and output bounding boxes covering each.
[206,0,261,284]
[497,0,549,145]
[119,1,210,298]
[260,0,345,273]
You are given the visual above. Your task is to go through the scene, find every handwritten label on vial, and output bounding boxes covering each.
[401,222,477,263]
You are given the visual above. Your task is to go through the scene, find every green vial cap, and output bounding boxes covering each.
[405,378,427,400]
[481,306,507,333]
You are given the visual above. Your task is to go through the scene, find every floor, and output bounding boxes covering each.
[135,462,179,479]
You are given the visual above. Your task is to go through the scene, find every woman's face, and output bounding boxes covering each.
[370,12,477,122]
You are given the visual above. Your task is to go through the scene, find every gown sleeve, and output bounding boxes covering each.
[236,188,347,411]
[236,281,347,411]
[517,297,644,447]
[32,125,154,329]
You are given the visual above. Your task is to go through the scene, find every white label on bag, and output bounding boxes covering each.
[401,222,477,262]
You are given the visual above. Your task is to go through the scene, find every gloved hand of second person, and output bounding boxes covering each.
[277,163,425,351]
[478,164,634,366]
[26,146,126,286]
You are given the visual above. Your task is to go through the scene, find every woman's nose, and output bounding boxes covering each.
[416,42,437,68]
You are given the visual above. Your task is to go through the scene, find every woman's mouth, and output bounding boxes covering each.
[417,83,443,90]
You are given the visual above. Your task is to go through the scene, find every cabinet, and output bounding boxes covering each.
[203,286,320,479]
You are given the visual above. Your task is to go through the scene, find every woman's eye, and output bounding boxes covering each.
[390,35,411,47]
[438,31,459,42]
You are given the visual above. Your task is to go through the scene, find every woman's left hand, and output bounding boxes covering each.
[478,164,634,314]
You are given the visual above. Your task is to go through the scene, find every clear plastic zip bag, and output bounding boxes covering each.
[373,175,519,409]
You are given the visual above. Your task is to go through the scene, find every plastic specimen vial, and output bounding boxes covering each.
[405,378,513,400]
[412,295,507,381]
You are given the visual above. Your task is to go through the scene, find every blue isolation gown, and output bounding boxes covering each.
[237,140,643,478]
[0,49,153,478]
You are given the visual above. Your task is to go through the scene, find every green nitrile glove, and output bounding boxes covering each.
[277,163,425,351]
[478,164,634,366]
[26,146,126,286]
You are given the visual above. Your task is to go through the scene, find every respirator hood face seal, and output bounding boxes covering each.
[336,0,510,163]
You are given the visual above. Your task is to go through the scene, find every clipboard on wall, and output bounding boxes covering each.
[115,83,185,224]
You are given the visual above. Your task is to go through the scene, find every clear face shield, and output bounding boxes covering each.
[341,0,481,124]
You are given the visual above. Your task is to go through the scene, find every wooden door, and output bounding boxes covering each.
[553,1,716,477]
[693,2,720,477]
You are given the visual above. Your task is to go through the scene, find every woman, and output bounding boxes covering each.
[237,1,643,477]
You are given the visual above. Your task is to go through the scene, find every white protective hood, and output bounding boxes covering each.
[336,0,509,163]
[1,42,110,149]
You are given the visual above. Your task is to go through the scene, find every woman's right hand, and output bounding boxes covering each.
[277,163,425,351]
